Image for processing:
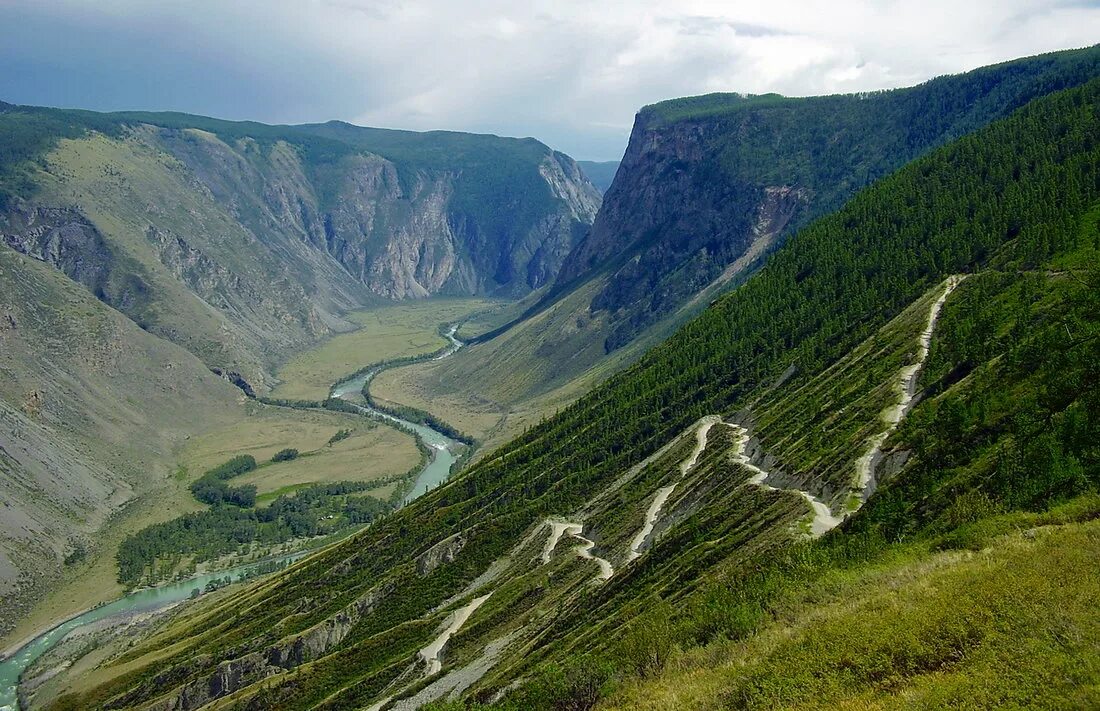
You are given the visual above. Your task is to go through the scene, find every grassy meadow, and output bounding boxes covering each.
[177,405,419,498]
[269,298,499,401]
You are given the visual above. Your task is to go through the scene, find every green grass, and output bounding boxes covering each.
[270,298,496,401]
[174,403,421,500]
[602,514,1100,710]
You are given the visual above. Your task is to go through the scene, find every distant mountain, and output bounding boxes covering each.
[52,60,1100,711]
[413,46,1100,426]
[577,160,620,193]
[0,108,601,387]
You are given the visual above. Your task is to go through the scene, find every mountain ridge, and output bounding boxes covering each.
[384,44,1100,444]
[41,62,1100,711]
[0,103,601,387]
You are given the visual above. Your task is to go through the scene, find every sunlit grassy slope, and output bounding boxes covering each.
[602,510,1100,711]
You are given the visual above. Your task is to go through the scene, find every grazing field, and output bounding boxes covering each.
[179,404,420,496]
[370,363,506,442]
[269,298,499,401]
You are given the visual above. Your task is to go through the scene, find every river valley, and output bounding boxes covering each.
[0,324,469,710]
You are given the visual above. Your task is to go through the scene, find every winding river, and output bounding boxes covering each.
[330,324,465,502]
[0,324,467,710]
[0,554,306,711]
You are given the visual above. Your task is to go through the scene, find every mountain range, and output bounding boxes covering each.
[2,44,1098,711]
[0,110,599,643]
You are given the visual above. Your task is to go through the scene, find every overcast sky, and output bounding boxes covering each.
[1,1,1097,160]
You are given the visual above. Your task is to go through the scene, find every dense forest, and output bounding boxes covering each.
[576,44,1100,352]
[115,443,417,587]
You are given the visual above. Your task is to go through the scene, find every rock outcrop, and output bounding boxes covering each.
[0,110,601,388]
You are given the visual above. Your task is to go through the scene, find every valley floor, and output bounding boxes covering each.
[1,298,492,669]
[271,299,500,402]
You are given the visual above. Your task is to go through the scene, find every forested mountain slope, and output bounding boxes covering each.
[418,44,1100,417]
[47,67,1100,711]
[0,106,600,387]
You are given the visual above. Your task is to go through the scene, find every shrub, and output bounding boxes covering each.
[328,429,352,445]
[272,448,300,462]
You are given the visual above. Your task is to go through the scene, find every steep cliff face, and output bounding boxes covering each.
[413,44,1100,423]
[565,111,811,351]
[155,128,599,302]
[287,122,603,299]
[0,106,601,384]
[555,45,1100,352]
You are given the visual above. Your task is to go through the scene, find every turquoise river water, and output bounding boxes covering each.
[0,328,466,709]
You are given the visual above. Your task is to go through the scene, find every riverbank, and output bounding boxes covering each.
[1,315,478,710]
[0,550,308,709]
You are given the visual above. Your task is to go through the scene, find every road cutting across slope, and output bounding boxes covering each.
[542,521,614,582]
[855,275,966,500]
[625,416,721,564]
[419,594,492,676]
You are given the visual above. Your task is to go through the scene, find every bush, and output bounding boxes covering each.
[205,455,257,480]
[616,603,676,679]
[510,656,615,711]
[328,429,352,445]
[272,448,300,462]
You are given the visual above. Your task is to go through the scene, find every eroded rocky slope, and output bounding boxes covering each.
[0,107,601,386]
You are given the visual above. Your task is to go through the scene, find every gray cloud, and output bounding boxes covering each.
[1,1,1096,160]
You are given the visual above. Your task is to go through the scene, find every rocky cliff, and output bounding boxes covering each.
[554,46,1100,352]
[0,107,601,385]
[417,46,1100,413]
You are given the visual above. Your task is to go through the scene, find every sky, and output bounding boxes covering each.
[1,1,1097,160]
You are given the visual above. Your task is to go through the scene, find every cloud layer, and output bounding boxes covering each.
[1,1,1097,159]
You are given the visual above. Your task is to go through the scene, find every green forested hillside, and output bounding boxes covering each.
[45,66,1100,711]
[415,44,1100,438]
[566,44,1100,328]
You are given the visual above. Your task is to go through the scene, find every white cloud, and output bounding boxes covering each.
[1,0,1097,159]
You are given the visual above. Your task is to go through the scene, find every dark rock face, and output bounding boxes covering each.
[1,200,133,307]
[557,113,813,353]
[550,50,1100,354]
[209,367,256,398]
